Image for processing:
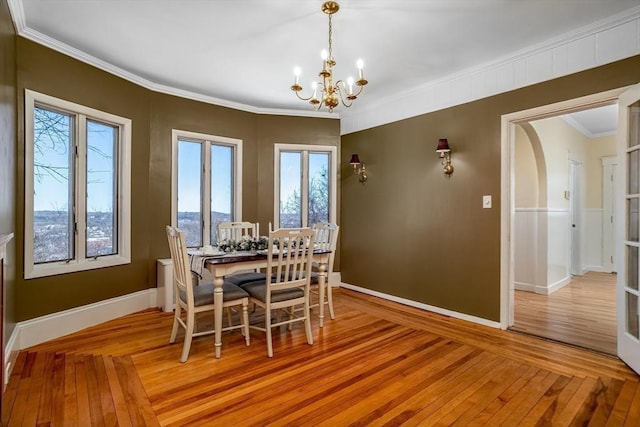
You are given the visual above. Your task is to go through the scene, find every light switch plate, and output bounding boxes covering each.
[483,195,492,209]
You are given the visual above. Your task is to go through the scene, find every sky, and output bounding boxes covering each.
[177,140,232,214]
[34,110,116,213]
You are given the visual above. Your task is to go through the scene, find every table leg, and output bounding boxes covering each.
[214,275,224,358]
[317,262,326,328]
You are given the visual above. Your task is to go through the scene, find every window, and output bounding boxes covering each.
[171,130,242,247]
[274,144,337,228]
[24,90,131,279]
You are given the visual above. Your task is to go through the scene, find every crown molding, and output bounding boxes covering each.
[7,0,337,120]
[9,0,637,128]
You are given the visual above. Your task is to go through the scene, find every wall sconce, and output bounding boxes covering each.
[436,138,454,176]
[349,153,368,183]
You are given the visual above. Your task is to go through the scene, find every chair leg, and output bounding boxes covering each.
[304,302,313,345]
[226,307,233,327]
[266,311,273,358]
[242,301,250,346]
[287,307,294,331]
[169,306,181,343]
[326,282,335,320]
[180,311,195,363]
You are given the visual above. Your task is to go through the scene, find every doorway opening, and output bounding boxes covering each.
[500,88,627,355]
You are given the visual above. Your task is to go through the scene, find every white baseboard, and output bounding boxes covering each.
[514,275,571,295]
[330,272,341,287]
[4,271,342,385]
[547,276,571,294]
[514,282,537,293]
[583,265,613,274]
[4,288,157,384]
[339,282,501,329]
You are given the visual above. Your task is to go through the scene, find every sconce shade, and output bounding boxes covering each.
[349,153,361,165]
[436,138,451,152]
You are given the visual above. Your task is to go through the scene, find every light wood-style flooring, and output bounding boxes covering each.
[512,271,617,355]
[3,288,639,426]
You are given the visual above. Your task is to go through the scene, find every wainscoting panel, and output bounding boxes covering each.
[547,209,570,289]
[515,208,574,294]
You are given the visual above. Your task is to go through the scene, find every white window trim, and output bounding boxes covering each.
[24,89,132,279]
[273,143,337,228]
[171,129,243,245]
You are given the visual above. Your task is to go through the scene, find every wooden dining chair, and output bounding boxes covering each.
[242,227,315,357]
[217,221,258,242]
[311,222,340,320]
[166,226,250,362]
[217,221,267,286]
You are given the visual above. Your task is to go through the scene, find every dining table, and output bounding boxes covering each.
[192,249,331,358]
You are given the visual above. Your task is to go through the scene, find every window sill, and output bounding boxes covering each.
[24,255,131,279]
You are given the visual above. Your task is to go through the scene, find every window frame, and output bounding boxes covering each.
[273,143,337,228]
[24,89,132,279]
[171,129,243,247]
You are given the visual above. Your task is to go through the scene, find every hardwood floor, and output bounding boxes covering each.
[512,271,617,355]
[3,288,639,426]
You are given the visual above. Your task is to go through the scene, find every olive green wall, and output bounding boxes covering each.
[340,55,640,322]
[148,99,340,280]
[254,115,341,268]
[16,38,152,320]
[148,93,258,284]
[0,0,17,345]
[14,37,340,321]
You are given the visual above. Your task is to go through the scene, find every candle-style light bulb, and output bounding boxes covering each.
[311,81,318,98]
[356,59,364,79]
[320,49,329,73]
[293,66,301,85]
[347,76,354,95]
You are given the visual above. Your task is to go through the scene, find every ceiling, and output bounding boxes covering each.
[11,0,638,128]
[561,104,618,138]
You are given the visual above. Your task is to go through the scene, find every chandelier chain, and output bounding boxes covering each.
[328,13,333,61]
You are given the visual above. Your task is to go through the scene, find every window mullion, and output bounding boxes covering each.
[203,141,212,245]
[301,150,309,227]
[76,114,87,261]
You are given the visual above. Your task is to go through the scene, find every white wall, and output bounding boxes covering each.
[515,117,602,294]
[514,125,547,292]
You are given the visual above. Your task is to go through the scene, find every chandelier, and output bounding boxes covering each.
[290,1,368,112]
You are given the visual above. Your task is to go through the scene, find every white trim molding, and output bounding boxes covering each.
[7,0,337,121]
[24,89,132,279]
[500,87,630,329]
[4,289,157,383]
[7,0,637,134]
[340,6,640,135]
[340,282,501,329]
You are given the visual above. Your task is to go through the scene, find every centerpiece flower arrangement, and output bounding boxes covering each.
[216,235,269,253]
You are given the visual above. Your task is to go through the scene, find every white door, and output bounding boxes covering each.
[618,83,640,374]
[602,156,618,273]
[569,160,582,276]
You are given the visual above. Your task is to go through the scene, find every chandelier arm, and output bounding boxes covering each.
[334,81,354,108]
[352,84,365,98]
[293,80,329,102]
[293,90,314,102]
[337,79,364,99]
